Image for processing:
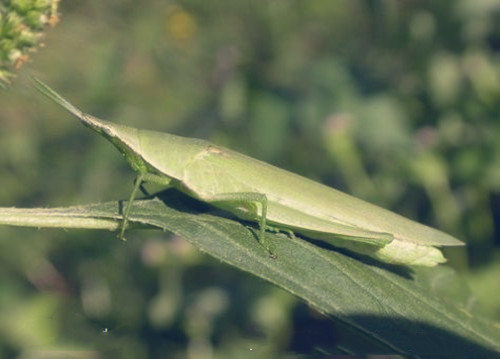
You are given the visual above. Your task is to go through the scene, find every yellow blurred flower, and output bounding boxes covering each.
[164,5,197,44]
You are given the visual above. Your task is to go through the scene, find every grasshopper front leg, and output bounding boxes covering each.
[119,172,174,240]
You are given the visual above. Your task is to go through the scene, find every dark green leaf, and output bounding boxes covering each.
[0,190,499,357]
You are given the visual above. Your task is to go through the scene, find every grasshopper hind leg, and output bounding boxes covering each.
[203,192,277,257]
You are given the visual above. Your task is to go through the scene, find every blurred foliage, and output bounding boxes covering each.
[0,0,499,357]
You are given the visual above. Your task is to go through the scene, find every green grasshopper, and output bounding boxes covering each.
[34,78,464,266]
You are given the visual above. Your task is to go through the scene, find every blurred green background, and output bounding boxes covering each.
[1,0,500,357]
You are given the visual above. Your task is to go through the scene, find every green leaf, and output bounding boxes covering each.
[0,189,499,356]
